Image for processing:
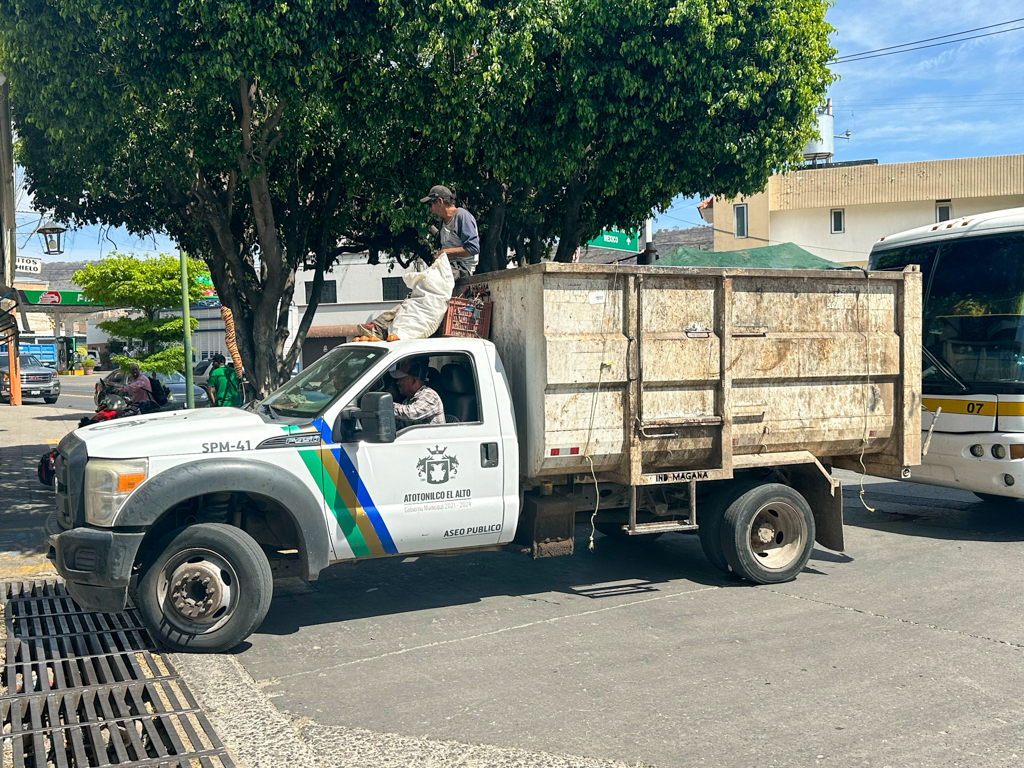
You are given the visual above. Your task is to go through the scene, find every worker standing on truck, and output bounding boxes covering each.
[390,360,444,427]
[357,185,479,340]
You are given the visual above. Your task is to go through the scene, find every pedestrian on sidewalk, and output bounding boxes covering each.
[206,353,242,407]
[357,185,478,341]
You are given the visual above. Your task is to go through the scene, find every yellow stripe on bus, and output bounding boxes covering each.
[921,398,994,416]
[997,401,1024,417]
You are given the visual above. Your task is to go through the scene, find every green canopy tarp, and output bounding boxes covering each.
[657,242,844,270]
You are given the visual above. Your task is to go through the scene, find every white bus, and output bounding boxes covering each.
[869,207,1024,503]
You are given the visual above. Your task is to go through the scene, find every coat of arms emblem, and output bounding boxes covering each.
[418,445,459,484]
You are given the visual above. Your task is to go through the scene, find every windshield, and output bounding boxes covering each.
[20,355,44,367]
[919,234,1024,393]
[155,372,186,384]
[260,346,386,419]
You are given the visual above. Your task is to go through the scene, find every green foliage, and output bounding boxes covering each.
[1,0,834,392]
[73,253,203,362]
[111,347,187,376]
[74,255,207,317]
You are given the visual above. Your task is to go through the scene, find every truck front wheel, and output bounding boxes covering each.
[136,523,273,653]
[721,484,815,584]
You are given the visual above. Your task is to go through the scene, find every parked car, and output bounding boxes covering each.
[0,354,61,403]
[192,359,215,387]
[94,369,210,409]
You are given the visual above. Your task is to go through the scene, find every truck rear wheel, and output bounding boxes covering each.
[721,484,815,584]
[136,523,273,653]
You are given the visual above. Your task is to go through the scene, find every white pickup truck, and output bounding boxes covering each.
[48,263,922,652]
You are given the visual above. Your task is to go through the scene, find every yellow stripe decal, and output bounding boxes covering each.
[322,449,386,557]
[998,401,1024,417]
[922,398,994,416]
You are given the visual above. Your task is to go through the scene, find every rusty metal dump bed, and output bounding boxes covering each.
[468,262,922,485]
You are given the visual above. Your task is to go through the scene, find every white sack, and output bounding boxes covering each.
[388,254,455,340]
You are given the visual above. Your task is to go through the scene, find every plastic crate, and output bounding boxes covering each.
[441,297,493,339]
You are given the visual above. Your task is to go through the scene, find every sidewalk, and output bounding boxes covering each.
[0,392,93,578]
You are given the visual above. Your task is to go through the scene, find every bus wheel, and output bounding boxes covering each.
[721,484,815,584]
[136,523,272,653]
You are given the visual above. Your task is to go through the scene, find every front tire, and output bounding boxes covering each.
[721,484,815,584]
[44,396,58,404]
[136,523,272,653]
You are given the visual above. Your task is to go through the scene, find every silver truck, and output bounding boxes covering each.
[1,353,61,403]
[48,263,922,652]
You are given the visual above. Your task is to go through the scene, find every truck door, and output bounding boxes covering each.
[320,350,507,558]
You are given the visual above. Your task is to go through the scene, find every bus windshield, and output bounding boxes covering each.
[913,234,1024,393]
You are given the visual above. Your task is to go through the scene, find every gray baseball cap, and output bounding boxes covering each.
[420,185,454,203]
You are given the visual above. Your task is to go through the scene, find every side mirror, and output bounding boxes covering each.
[332,392,396,444]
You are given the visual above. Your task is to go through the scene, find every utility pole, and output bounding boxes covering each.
[180,250,195,408]
[0,74,22,406]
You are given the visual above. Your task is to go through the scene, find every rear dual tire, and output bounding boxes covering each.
[700,483,815,584]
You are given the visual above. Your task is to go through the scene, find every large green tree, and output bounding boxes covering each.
[0,0,833,394]
[74,254,206,374]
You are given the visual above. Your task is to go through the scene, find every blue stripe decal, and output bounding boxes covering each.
[330,444,398,554]
[313,419,399,555]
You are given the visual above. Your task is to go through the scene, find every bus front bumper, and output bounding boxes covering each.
[910,430,1024,499]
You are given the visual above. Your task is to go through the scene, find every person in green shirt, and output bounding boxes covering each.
[206,354,242,407]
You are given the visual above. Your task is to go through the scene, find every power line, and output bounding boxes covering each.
[833,24,1024,64]
[834,16,1024,60]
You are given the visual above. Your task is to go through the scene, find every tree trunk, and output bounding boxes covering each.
[476,180,507,274]
[554,172,590,263]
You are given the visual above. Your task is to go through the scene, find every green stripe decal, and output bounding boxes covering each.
[297,447,371,558]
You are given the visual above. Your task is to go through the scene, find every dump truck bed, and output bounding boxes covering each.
[467,263,922,485]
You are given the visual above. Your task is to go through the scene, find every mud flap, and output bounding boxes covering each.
[787,464,844,552]
[514,492,575,558]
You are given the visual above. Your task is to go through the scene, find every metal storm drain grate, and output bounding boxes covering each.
[1,580,234,767]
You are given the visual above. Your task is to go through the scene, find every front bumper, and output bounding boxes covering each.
[2,379,60,397]
[46,512,145,613]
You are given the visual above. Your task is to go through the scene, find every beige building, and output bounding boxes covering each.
[701,154,1024,267]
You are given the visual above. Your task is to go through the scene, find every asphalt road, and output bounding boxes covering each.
[237,473,1024,768]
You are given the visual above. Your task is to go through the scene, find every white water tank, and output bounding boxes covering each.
[803,99,834,162]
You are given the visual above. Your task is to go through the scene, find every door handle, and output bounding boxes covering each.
[481,442,499,468]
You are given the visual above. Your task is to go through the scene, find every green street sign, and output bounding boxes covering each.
[587,229,639,253]
[21,290,102,307]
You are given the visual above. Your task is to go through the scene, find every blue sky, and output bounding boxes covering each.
[655,0,1024,232]
[15,0,1024,260]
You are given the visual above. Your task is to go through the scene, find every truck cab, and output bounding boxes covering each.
[48,339,520,652]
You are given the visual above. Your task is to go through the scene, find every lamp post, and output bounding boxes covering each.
[34,221,66,255]
[180,250,195,409]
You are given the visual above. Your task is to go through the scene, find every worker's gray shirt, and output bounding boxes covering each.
[440,208,480,276]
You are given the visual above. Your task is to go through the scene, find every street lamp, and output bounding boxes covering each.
[35,221,66,255]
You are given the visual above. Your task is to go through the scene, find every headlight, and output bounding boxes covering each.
[84,458,148,526]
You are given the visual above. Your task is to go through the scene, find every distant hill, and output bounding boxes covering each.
[35,261,92,291]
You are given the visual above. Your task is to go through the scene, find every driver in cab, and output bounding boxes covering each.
[390,360,444,428]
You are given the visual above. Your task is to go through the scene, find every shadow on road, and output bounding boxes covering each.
[253,528,765,640]
[842,485,1024,543]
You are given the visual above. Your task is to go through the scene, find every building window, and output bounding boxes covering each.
[936,201,952,222]
[382,276,411,302]
[734,204,748,239]
[830,209,845,234]
[304,280,337,304]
